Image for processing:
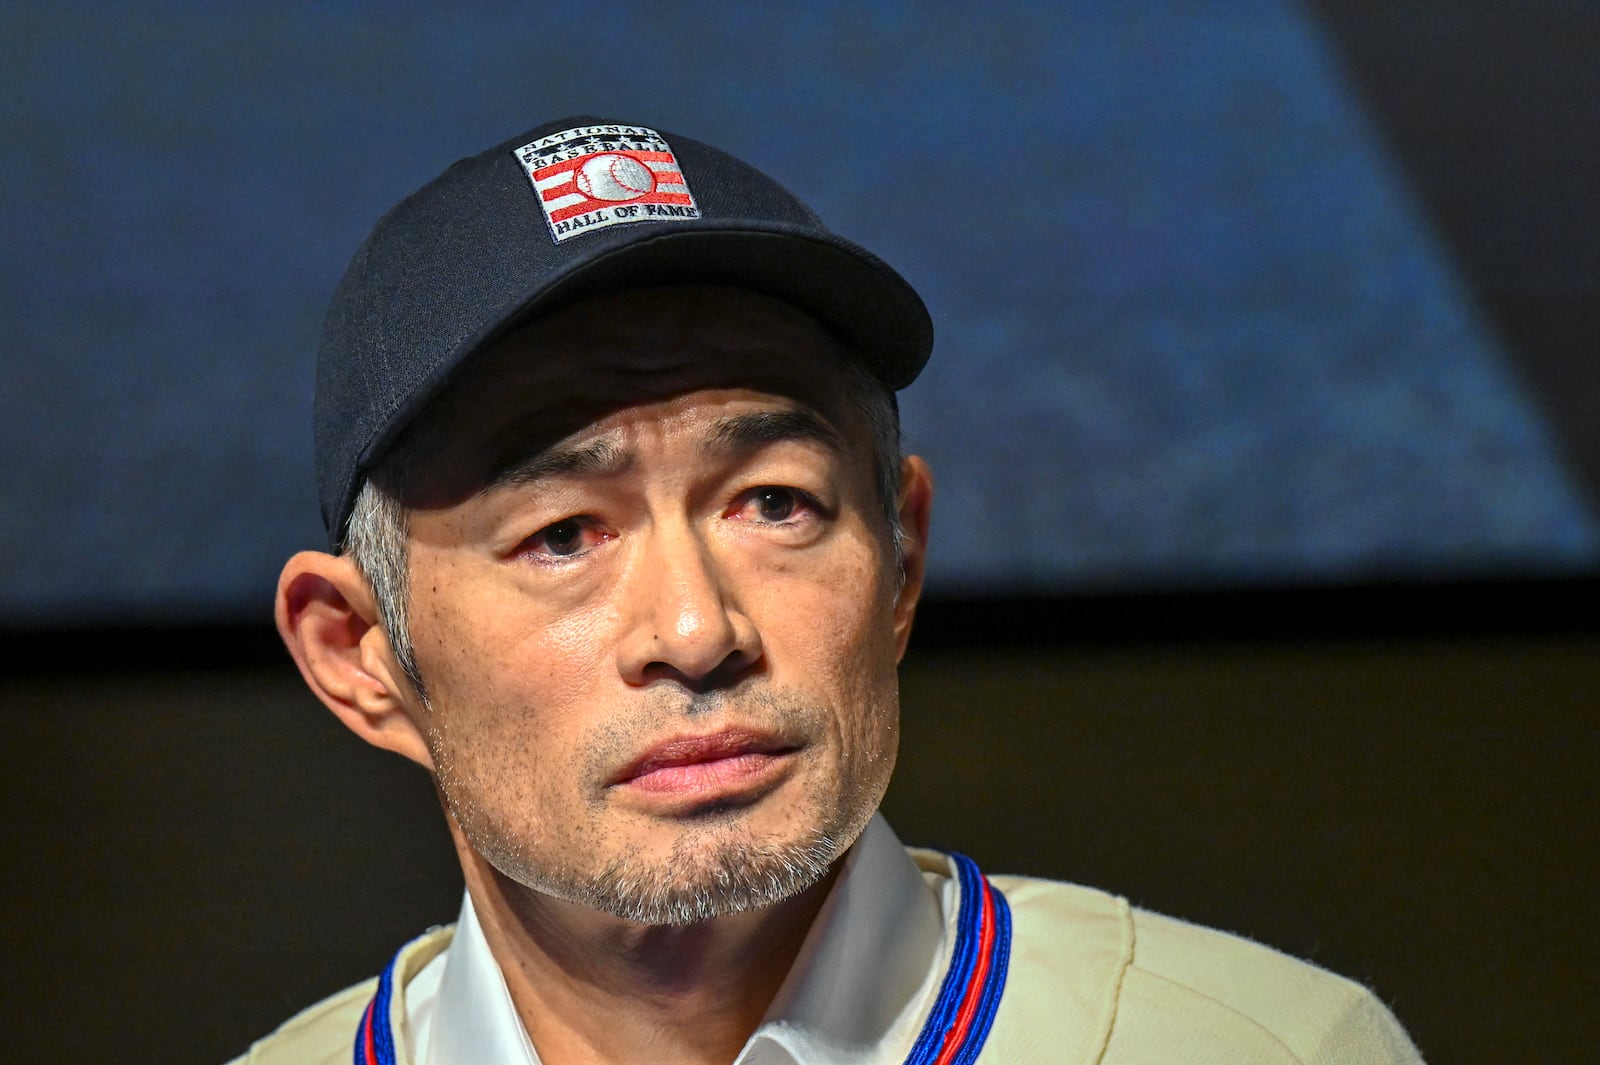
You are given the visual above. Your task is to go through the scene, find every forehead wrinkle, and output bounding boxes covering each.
[703,409,846,460]
[481,435,634,494]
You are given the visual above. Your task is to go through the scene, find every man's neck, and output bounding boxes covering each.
[457,843,838,1065]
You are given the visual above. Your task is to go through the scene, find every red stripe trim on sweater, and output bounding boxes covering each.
[929,874,997,1065]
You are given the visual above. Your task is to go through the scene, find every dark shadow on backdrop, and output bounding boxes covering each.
[1311,1,1600,503]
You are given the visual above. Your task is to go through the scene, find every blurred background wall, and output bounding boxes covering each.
[3,3,1596,1062]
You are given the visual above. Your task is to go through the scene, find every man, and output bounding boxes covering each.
[243,116,1423,1064]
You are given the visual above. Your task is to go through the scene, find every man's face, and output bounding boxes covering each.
[391,286,920,925]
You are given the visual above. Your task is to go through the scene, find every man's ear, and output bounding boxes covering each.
[275,550,436,770]
[891,455,934,661]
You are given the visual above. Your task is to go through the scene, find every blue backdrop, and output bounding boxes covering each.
[4,1,1595,623]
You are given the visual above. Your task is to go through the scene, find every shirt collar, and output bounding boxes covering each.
[412,814,950,1065]
[416,885,542,1065]
[742,814,950,1064]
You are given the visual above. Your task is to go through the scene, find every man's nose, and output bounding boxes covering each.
[616,523,762,691]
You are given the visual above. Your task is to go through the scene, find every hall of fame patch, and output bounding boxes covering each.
[514,124,700,243]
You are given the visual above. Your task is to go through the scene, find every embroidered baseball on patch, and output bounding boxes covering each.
[513,124,700,243]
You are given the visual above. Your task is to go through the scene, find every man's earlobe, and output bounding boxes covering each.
[275,551,436,770]
[892,455,934,660]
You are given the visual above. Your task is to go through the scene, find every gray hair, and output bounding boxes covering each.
[343,355,904,696]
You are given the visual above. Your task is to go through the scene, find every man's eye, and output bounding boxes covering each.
[525,517,603,558]
[736,487,818,525]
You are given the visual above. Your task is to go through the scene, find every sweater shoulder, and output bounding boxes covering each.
[224,978,376,1065]
[224,925,455,1065]
[1108,904,1424,1064]
[965,869,1423,1064]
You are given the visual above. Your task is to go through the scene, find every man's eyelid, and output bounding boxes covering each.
[724,440,841,489]
[504,513,606,559]
[487,469,622,538]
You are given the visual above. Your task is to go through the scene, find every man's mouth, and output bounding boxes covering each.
[607,729,800,796]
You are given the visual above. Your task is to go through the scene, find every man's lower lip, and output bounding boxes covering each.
[618,751,790,795]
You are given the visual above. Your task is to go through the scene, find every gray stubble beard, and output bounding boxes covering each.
[575,822,852,926]
[440,686,894,927]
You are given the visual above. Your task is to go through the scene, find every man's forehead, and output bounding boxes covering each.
[389,285,868,500]
[435,285,856,425]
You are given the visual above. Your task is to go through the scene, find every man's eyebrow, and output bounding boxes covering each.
[704,409,847,458]
[483,437,633,492]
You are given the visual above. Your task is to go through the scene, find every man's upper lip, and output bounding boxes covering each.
[608,729,795,786]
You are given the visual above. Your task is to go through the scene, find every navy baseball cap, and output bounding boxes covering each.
[315,114,934,549]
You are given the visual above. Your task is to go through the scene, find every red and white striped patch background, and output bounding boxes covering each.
[514,126,699,242]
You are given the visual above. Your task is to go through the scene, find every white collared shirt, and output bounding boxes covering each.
[407,815,952,1065]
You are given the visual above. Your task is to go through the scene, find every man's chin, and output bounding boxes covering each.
[578,825,845,926]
